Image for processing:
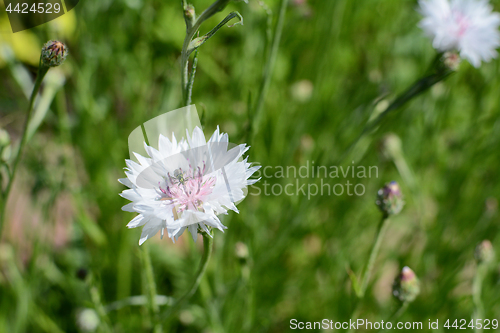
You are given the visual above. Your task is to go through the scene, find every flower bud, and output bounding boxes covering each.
[475,240,495,264]
[376,181,404,216]
[76,308,99,332]
[235,241,249,263]
[184,4,196,28]
[379,133,402,160]
[443,51,461,71]
[290,80,313,103]
[179,310,195,325]
[392,266,420,303]
[41,40,68,67]
[185,4,195,19]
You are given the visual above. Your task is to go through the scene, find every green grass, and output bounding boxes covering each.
[1,0,500,331]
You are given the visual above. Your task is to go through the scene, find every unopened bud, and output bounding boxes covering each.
[41,40,68,67]
[475,240,495,264]
[443,52,461,71]
[379,133,402,160]
[290,80,313,103]
[235,242,249,262]
[392,266,420,303]
[185,4,195,19]
[76,308,99,332]
[376,181,404,216]
[179,310,195,325]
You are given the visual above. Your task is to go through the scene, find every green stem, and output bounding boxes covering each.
[348,215,391,333]
[392,301,409,321]
[180,0,231,106]
[142,245,163,333]
[105,295,174,312]
[359,215,390,297]
[378,302,409,333]
[88,275,113,333]
[186,50,199,107]
[0,60,49,239]
[473,264,487,333]
[251,0,289,136]
[162,230,214,321]
[337,68,452,165]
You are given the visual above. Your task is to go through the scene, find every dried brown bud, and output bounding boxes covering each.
[41,40,68,67]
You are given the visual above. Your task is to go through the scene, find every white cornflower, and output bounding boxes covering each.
[119,126,260,244]
[418,0,500,67]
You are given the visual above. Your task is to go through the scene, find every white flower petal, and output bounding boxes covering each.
[118,178,133,188]
[418,0,500,67]
[119,125,259,244]
[139,220,162,245]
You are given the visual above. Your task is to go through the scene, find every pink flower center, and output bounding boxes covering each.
[452,10,470,37]
[158,164,216,218]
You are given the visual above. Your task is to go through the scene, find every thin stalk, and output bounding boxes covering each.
[472,264,487,333]
[348,215,390,333]
[337,69,452,165]
[392,301,409,321]
[252,0,289,135]
[378,302,409,333]
[142,245,163,333]
[105,295,174,312]
[0,60,49,238]
[359,215,390,297]
[141,124,150,146]
[88,276,113,333]
[161,230,214,321]
[186,50,199,107]
[180,0,232,105]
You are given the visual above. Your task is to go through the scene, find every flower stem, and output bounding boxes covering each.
[185,50,199,107]
[88,275,113,333]
[180,0,232,106]
[359,214,390,297]
[0,60,50,239]
[162,230,214,322]
[473,264,487,333]
[337,66,452,165]
[105,295,174,312]
[392,301,409,321]
[251,0,289,136]
[377,302,409,333]
[142,244,163,333]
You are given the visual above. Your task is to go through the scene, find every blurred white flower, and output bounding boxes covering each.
[418,0,500,67]
[120,126,260,244]
[76,308,99,332]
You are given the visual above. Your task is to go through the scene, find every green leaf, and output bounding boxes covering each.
[347,266,362,297]
[187,11,243,55]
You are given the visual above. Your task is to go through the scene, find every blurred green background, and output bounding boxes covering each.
[1,0,500,331]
